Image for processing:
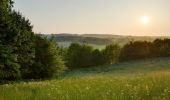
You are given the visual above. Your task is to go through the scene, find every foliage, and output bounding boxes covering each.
[0,45,20,80]
[0,0,66,80]
[119,39,170,61]
[119,41,153,61]
[91,49,104,66]
[0,0,22,80]
[10,11,35,79]
[30,36,66,79]
[153,39,170,57]
[102,44,120,64]
[66,43,94,68]
[66,43,121,69]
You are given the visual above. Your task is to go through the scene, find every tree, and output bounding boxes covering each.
[78,44,93,67]
[29,36,66,79]
[102,44,120,64]
[91,49,104,66]
[119,41,153,61]
[153,39,170,57]
[11,11,35,78]
[66,43,94,69]
[0,0,35,80]
[0,45,21,80]
[0,0,22,80]
[0,0,67,80]
[65,43,81,68]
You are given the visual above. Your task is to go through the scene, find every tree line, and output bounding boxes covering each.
[64,39,170,69]
[64,43,120,69]
[119,39,170,61]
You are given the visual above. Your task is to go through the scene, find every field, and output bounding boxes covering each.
[1,58,170,100]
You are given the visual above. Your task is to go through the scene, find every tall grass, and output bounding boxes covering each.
[1,58,170,100]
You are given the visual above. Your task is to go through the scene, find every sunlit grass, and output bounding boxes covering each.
[1,58,170,100]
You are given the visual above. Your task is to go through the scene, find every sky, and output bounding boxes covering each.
[14,0,170,36]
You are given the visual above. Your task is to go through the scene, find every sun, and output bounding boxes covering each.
[140,16,150,25]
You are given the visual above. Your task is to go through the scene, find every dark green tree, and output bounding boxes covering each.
[0,0,67,80]
[102,44,120,64]
[153,39,170,57]
[65,43,81,68]
[0,0,22,80]
[0,45,20,80]
[0,0,34,80]
[30,36,66,79]
[11,11,35,78]
[119,41,153,61]
[91,49,104,66]
[66,43,94,68]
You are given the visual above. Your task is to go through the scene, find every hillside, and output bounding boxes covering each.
[63,57,170,78]
[1,58,170,100]
[44,34,170,48]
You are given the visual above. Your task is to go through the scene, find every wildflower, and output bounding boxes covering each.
[86,87,90,90]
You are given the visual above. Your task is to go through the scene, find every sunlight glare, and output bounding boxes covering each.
[140,16,150,25]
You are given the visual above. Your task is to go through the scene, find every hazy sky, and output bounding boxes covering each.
[14,0,170,36]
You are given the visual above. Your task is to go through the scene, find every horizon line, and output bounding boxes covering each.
[37,33,170,37]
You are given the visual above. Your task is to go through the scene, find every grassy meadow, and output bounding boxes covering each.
[1,0,170,100]
[1,58,170,100]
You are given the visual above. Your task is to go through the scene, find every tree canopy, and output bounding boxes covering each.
[0,0,66,80]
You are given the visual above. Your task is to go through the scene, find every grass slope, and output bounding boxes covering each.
[1,58,170,100]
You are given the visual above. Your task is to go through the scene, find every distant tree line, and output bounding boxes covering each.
[119,39,170,61]
[52,35,112,45]
[64,43,120,69]
[64,39,170,69]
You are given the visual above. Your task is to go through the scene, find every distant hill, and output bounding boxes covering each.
[42,33,170,48]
